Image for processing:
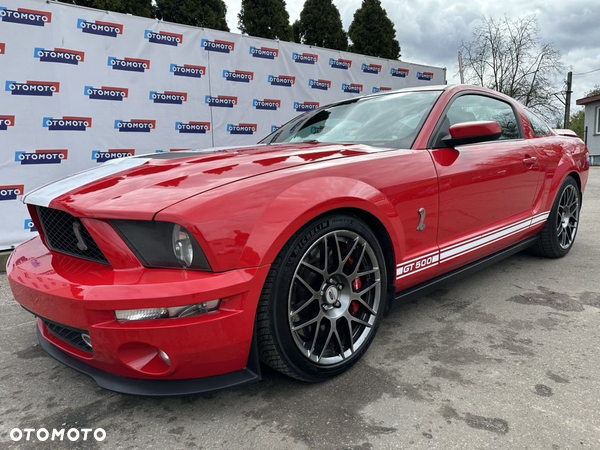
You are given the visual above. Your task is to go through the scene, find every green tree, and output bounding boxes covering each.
[569,109,585,139]
[238,0,292,41]
[348,0,400,59]
[294,0,347,50]
[584,85,600,98]
[570,86,600,139]
[67,1,154,18]
[155,0,229,31]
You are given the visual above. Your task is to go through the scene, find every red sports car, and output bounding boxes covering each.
[7,85,589,395]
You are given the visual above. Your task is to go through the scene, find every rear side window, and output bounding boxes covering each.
[525,109,552,137]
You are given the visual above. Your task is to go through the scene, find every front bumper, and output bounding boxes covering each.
[8,236,270,395]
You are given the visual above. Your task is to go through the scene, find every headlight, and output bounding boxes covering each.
[115,300,220,322]
[172,224,193,268]
[112,220,211,270]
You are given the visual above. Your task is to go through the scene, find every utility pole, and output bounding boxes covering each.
[458,52,465,84]
[564,71,573,128]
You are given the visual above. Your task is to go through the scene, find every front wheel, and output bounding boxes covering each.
[256,214,388,381]
[530,176,581,258]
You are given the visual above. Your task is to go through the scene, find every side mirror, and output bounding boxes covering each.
[442,121,502,147]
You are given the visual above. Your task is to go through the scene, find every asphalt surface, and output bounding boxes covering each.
[1,168,599,450]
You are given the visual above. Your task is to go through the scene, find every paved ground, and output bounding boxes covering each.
[1,168,599,450]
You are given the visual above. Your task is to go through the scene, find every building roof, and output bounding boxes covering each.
[576,94,600,106]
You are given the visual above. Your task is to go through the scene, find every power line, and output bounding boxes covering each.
[573,67,600,76]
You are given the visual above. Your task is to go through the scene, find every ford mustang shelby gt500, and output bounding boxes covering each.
[8,85,589,395]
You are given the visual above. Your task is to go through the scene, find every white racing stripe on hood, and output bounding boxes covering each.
[23,156,151,207]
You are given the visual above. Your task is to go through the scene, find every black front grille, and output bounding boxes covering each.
[42,319,93,354]
[37,207,109,264]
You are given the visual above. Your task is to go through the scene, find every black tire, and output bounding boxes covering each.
[530,176,581,258]
[256,213,388,381]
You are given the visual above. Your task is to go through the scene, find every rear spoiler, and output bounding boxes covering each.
[554,129,579,137]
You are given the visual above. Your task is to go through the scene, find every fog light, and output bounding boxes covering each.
[115,300,220,322]
[81,333,93,349]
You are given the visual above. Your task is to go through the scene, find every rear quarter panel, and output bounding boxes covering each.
[521,107,590,215]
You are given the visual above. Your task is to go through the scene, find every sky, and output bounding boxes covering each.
[224,0,600,114]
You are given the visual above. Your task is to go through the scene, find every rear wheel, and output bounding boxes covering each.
[256,213,388,381]
[530,176,580,258]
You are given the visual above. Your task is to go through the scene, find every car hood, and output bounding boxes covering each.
[24,143,392,220]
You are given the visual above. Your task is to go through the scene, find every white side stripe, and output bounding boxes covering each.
[396,211,550,279]
[439,220,531,260]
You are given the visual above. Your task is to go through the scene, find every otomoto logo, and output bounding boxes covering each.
[227,123,257,135]
[14,149,68,165]
[34,47,84,65]
[0,115,15,130]
[417,71,434,81]
[114,120,155,132]
[170,64,205,78]
[24,219,37,232]
[5,81,59,97]
[205,95,237,108]
[329,58,352,70]
[268,75,295,87]
[362,63,382,74]
[222,70,254,83]
[77,19,123,37]
[108,57,150,72]
[175,121,210,134]
[253,99,281,111]
[294,101,319,112]
[391,67,410,78]
[292,52,318,65]
[92,149,135,162]
[43,117,92,131]
[342,83,363,94]
[144,30,183,46]
[309,79,331,91]
[0,185,24,201]
[84,86,128,101]
[149,91,187,105]
[372,86,392,93]
[0,7,51,26]
[201,39,234,53]
[249,46,278,60]
[0,43,5,55]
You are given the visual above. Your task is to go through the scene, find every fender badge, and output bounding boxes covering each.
[417,208,426,231]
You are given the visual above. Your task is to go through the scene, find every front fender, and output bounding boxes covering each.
[238,177,404,268]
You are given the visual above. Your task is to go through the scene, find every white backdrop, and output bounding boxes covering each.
[0,0,446,249]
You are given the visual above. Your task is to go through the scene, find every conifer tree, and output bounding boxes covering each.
[348,0,401,59]
[238,0,293,41]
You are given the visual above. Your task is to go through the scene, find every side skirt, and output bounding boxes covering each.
[393,237,538,306]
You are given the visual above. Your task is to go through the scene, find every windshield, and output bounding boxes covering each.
[260,90,441,148]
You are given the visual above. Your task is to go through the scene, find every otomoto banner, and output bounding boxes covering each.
[0,0,446,249]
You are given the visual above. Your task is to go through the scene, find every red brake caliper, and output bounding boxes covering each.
[350,277,362,315]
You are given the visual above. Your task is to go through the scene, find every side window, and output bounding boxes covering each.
[433,94,521,147]
[525,109,552,137]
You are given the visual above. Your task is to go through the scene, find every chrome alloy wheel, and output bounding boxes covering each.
[556,184,579,249]
[287,230,382,365]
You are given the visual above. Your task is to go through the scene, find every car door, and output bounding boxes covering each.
[428,93,542,275]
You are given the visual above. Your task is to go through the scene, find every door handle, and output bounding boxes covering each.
[523,156,537,165]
